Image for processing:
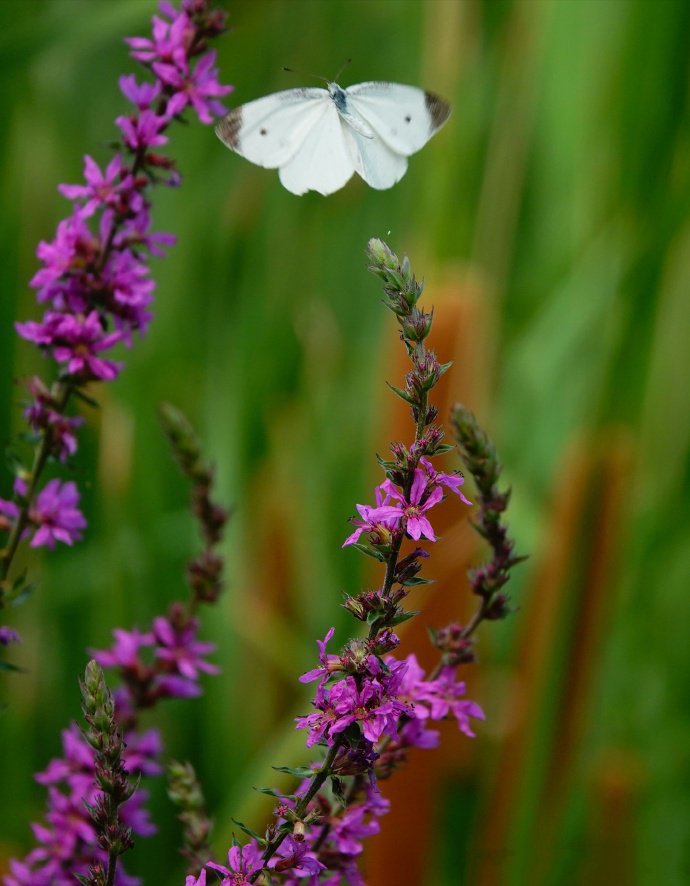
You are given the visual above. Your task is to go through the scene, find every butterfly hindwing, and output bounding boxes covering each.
[345,127,408,191]
[344,82,450,157]
[279,103,355,196]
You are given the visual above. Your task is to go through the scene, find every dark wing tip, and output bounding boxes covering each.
[215,108,243,149]
[424,91,451,131]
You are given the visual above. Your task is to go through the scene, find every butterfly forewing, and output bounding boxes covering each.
[215,88,330,169]
[344,83,450,157]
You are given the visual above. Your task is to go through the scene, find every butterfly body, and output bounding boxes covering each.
[215,81,451,196]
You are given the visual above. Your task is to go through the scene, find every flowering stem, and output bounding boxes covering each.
[252,738,344,881]
[0,383,72,592]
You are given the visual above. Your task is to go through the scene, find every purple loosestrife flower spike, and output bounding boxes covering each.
[5,4,231,883]
[206,244,516,884]
[0,0,232,602]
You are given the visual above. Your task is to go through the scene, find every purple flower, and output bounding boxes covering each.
[28,479,86,549]
[17,311,124,382]
[119,73,162,110]
[152,615,219,680]
[116,109,170,150]
[419,456,472,505]
[29,211,96,300]
[6,722,160,886]
[24,377,83,462]
[297,674,409,748]
[100,249,156,334]
[0,626,21,647]
[90,626,155,670]
[378,469,444,541]
[207,841,264,884]
[126,8,193,68]
[154,673,204,699]
[269,834,326,877]
[152,51,231,124]
[0,497,19,532]
[8,3,231,882]
[342,484,398,548]
[299,627,341,684]
[328,804,381,856]
[58,154,141,219]
[386,654,485,738]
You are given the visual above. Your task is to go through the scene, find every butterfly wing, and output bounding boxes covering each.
[344,127,408,190]
[278,102,356,196]
[215,88,330,169]
[345,82,450,157]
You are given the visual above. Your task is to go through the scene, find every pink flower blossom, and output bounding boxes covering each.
[419,455,472,505]
[119,74,162,110]
[342,484,399,547]
[58,154,141,218]
[207,841,264,884]
[29,479,86,549]
[152,615,219,680]
[152,51,231,124]
[299,626,341,683]
[378,468,444,541]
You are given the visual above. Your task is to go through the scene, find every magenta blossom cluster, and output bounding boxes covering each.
[7,610,219,886]
[4,1,230,882]
[91,612,220,720]
[0,477,86,550]
[0,0,231,558]
[192,631,483,885]
[194,834,326,886]
[296,630,483,754]
[6,725,159,886]
[265,781,391,886]
[343,457,471,547]
[290,639,483,881]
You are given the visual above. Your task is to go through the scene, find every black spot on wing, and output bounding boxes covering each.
[215,108,242,149]
[424,91,451,130]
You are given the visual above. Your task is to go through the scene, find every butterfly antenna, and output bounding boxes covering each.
[282,66,328,85]
[332,58,352,82]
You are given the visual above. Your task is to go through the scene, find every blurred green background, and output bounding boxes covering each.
[1,0,689,884]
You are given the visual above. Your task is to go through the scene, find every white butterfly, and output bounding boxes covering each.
[215,81,451,196]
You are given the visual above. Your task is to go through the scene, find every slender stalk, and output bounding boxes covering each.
[0,383,72,589]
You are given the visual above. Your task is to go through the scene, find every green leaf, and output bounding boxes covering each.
[0,659,25,673]
[10,578,36,607]
[253,786,295,800]
[330,776,346,804]
[72,387,100,409]
[385,382,415,405]
[401,576,433,587]
[351,543,385,562]
[431,443,455,455]
[272,765,316,779]
[390,610,419,626]
[231,818,264,843]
